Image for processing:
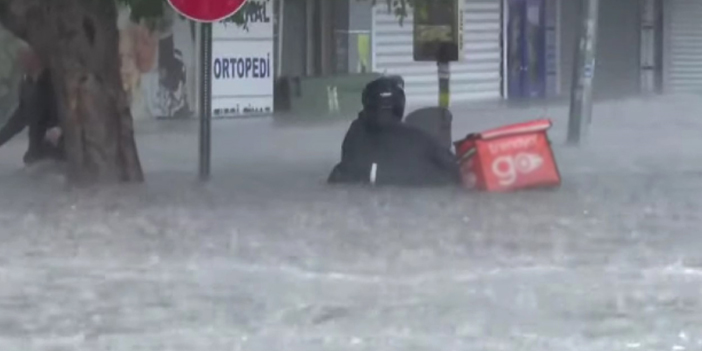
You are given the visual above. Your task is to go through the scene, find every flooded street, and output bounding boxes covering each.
[0,96,700,350]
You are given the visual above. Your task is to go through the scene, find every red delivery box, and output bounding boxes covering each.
[453,119,561,192]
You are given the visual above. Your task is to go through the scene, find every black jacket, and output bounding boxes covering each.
[328,110,461,187]
[0,70,64,164]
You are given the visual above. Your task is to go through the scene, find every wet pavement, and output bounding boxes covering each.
[0,95,701,350]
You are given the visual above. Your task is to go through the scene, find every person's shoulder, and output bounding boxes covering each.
[349,117,364,128]
[395,123,436,139]
[345,118,367,136]
[394,123,451,151]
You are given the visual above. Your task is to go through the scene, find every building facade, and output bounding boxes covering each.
[364,0,681,105]
[3,0,702,123]
[557,0,656,99]
[263,0,702,113]
[277,0,375,78]
[372,0,503,104]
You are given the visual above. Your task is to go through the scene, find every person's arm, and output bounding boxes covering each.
[330,117,374,185]
[43,71,61,129]
[0,103,27,148]
[340,118,365,161]
[42,72,64,145]
[428,141,462,184]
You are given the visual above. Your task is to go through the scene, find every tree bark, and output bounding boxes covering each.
[0,0,144,184]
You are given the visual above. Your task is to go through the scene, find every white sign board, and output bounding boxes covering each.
[211,0,274,117]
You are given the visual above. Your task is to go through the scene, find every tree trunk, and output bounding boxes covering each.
[0,0,144,184]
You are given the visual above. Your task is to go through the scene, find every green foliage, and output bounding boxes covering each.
[365,0,412,25]
[115,0,163,21]
[115,0,409,26]
[115,0,247,26]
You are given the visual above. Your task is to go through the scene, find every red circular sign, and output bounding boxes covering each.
[167,0,249,23]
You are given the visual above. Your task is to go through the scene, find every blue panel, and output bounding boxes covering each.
[544,0,558,96]
[507,0,547,99]
[507,0,525,98]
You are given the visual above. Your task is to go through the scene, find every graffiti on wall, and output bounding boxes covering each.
[0,5,197,123]
[118,6,197,120]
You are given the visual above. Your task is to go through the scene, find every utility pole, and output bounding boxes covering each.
[567,0,600,145]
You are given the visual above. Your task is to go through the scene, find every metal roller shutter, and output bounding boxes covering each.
[664,0,702,93]
[371,0,502,104]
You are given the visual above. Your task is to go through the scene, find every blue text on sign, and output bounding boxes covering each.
[213,54,271,79]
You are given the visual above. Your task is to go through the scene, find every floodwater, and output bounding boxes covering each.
[0,95,700,350]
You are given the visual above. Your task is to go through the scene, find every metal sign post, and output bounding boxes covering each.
[166,0,249,181]
[198,22,213,181]
[567,0,600,145]
[438,55,451,108]
[412,0,463,109]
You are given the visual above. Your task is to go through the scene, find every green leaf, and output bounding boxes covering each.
[357,0,411,25]
[116,0,409,26]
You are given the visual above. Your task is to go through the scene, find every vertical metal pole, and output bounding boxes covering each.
[276,0,285,77]
[438,61,450,108]
[653,0,664,94]
[199,22,213,181]
[567,0,600,145]
[438,60,451,146]
[193,23,202,121]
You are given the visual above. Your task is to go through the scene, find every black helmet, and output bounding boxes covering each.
[361,76,406,119]
[386,75,405,90]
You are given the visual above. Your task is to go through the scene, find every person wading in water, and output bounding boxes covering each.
[0,45,64,168]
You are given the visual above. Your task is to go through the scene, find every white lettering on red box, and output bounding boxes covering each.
[488,135,538,155]
[491,153,544,186]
